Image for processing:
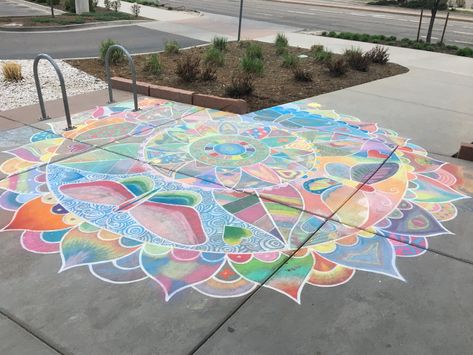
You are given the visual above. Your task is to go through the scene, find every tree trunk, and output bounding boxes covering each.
[426,0,440,43]
[50,0,55,17]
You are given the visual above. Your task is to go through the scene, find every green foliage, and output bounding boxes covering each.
[365,45,390,64]
[245,43,264,60]
[65,0,75,12]
[343,47,370,71]
[204,46,225,67]
[456,47,473,57]
[311,45,332,63]
[240,55,264,75]
[212,37,228,51]
[99,39,124,64]
[326,58,348,77]
[225,72,254,98]
[292,67,312,82]
[275,33,288,55]
[175,54,200,82]
[164,40,180,54]
[144,54,162,75]
[281,52,299,68]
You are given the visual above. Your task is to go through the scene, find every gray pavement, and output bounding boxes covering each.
[0,0,49,17]
[0,25,205,59]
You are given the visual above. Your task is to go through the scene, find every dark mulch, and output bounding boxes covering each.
[66,41,408,112]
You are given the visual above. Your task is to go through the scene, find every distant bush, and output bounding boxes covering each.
[99,39,125,64]
[225,72,254,98]
[111,0,121,12]
[326,58,348,77]
[456,47,473,57]
[204,46,225,66]
[245,42,264,60]
[144,54,162,75]
[104,0,111,10]
[292,67,312,82]
[164,40,180,54]
[65,0,75,12]
[343,47,370,71]
[281,52,299,68]
[275,33,288,55]
[212,37,228,51]
[131,2,141,17]
[365,45,390,64]
[240,55,264,75]
[2,62,23,82]
[176,54,200,82]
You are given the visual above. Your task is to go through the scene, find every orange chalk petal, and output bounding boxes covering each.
[4,197,70,231]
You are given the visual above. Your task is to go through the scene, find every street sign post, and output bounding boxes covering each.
[237,0,244,41]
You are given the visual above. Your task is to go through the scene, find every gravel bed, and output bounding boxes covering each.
[1,59,107,112]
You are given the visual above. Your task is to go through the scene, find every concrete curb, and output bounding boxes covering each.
[0,19,151,32]
[265,0,473,23]
[111,77,249,114]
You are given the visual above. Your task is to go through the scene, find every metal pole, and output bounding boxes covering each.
[237,0,244,42]
[417,8,424,42]
[440,11,450,44]
[105,44,139,112]
[33,53,73,131]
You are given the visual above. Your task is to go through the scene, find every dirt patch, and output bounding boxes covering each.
[66,41,409,112]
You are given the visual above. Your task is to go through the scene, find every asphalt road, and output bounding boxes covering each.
[164,0,473,46]
[0,25,205,59]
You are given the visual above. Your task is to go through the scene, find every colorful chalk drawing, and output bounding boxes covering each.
[0,97,469,303]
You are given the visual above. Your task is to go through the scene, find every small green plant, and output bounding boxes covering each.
[144,54,162,75]
[292,67,312,82]
[343,47,370,71]
[99,39,124,64]
[2,62,23,82]
[200,64,217,81]
[212,37,228,51]
[131,2,141,17]
[456,47,473,57]
[311,45,332,63]
[245,42,264,60]
[281,52,299,68]
[240,55,264,75]
[365,45,390,64]
[204,46,225,67]
[164,40,180,54]
[225,72,254,98]
[175,54,200,82]
[326,58,348,77]
[275,33,288,55]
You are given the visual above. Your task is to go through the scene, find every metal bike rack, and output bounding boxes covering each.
[105,44,139,112]
[33,53,74,131]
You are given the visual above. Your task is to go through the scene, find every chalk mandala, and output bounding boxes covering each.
[0,97,469,303]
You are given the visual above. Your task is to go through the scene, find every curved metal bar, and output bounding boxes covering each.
[33,53,74,131]
[105,44,139,112]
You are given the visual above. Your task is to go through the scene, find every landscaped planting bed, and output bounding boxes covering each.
[66,39,408,112]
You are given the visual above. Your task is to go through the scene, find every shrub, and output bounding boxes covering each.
[311,46,332,63]
[212,36,228,51]
[144,54,162,75]
[65,0,75,12]
[343,47,370,71]
[225,72,254,98]
[2,62,23,82]
[281,52,299,68]
[245,42,263,60]
[111,0,121,12]
[200,64,217,81]
[175,54,200,82]
[131,2,141,17]
[240,55,264,75]
[275,33,288,54]
[104,0,111,10]
[164,40,180,54]
[204,46,224,66]
[456,47,473,57]
[99,39,124,64]
[326,58,348,77]
[328,31,337,37]
[446,44,459,50]
[365,45,389,64]
[292,67,312,82]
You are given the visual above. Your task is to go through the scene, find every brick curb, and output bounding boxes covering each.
[111,77,249,114]
[458,143,473,162]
